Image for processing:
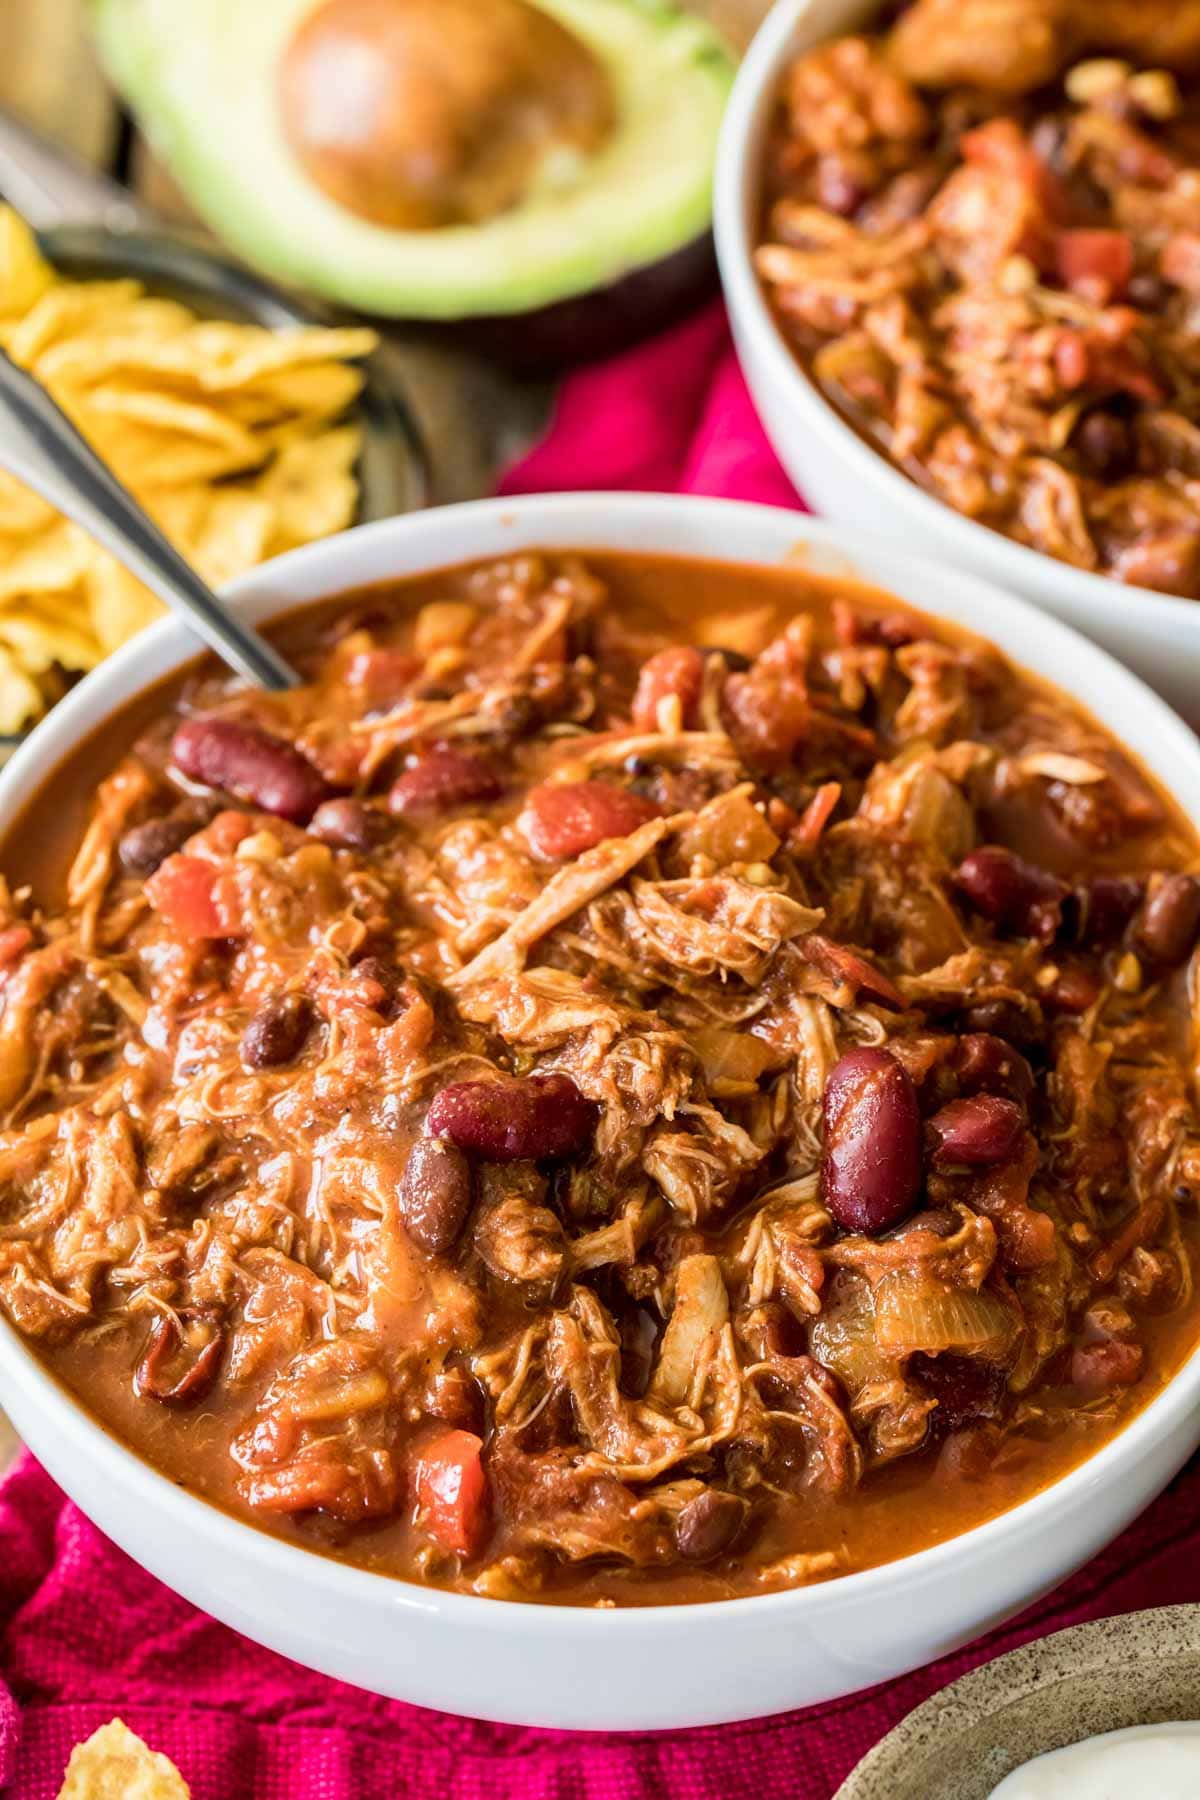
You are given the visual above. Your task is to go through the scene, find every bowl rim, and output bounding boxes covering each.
[712,0,1200,638]
[3,487,1200,1636]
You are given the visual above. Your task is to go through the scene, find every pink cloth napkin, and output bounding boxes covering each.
[3,301,1198,1799]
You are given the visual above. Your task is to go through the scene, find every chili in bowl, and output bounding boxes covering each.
[714,0,1200,716]
[1,493,1200,1729]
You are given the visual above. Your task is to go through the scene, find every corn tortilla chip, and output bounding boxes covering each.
[56,1719,190,1799]
[0,209,54,318]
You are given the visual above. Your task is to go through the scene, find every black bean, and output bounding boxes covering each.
[1074,410,1134,480]
[241,993,314,1069]
[401,1137,473,1255]
[675,1489,749,1562]
[118,813,197,877]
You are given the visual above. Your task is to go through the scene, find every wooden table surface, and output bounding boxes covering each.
[0,0,770,1473]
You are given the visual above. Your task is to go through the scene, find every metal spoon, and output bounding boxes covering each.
[0,345,300,690]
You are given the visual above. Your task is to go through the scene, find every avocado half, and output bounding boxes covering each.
[91,0,736,367]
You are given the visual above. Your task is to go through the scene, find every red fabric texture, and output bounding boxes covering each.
[2,301,1195,1797]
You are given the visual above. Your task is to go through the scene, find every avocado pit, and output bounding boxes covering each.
[278,0,617,230]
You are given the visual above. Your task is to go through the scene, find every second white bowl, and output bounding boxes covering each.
[714,0,1200,717]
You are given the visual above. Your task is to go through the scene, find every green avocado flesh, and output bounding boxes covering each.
[91,0,735,319]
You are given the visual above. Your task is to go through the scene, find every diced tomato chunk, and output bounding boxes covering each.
[414,1428,488,1557]
[519,781,661,860]
[960,118,1068,221]
[1056,230,1133,299]
[632,646,704,733]
[146,854,239,940]
[346,647,423,709]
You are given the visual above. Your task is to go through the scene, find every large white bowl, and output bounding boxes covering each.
[714,0,1200,717]
[2,494,1200,1731]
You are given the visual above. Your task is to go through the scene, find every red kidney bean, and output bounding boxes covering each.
[1134,873,1200,966]
[400,1137,474,1255]
[309,797,388,850]
[832,602,917,649]
[929,1096,1025,1168]
[351,953,403,1002]
[135,1308,225,1405]
[426,1074,596,1163]
[1042,962,1103,1014]
[1070,1337,1143,1395]
[1074,873,1144,946]
[241,993,314,1069]
[821,1047,921,1235]
[632,646,704,733]
[909,1352,1006,1431]
[520,781,661,860]
[954,847,1068,942]
[960,997,1043,1050]
[172,716,333,824]
[954,1034,1034,1109]
[815,153,868,218]
[799,933,906,1011]
[388,747,501,818]
[118,812,197,876]
[675,1489,749,1562]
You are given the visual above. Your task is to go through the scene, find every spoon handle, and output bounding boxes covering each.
[0,108,156,233]
[0,348,300,692]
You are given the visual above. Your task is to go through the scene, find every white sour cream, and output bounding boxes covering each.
[990,1722,1200,1798]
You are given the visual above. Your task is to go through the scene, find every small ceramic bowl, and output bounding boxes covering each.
[713,0,1200,718]
[836,1606,1200,1798]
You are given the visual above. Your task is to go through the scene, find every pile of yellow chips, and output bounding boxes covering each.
[57,1719,190,1798]
[0,207,379,733]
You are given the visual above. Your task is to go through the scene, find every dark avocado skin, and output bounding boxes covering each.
[380,231,718,375]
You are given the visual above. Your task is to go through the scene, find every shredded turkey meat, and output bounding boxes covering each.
[1,546,1198,1606]
[758,7,1200,596]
